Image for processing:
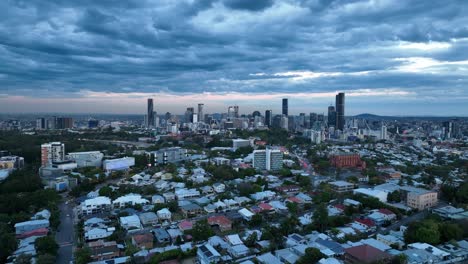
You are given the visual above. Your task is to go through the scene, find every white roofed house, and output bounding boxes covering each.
[226,234,249,258]
[251,190,276,201]
[213,183,226,193]
[175,188,200,200]
[112,194,149,208]
[157,208,172,221]
[238,208,255,221]
[120,214,142,231]
[151,194,165,204]
[79,196,112,216]
[197,243,221,264]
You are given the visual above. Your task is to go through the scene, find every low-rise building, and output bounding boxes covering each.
[157,208,172,221]
[103,157,135,171]
[14,219,50,235]
[208,215,232,232]
[175,188,200,200]
[80,196,112,216]
[113,194,149,208]
[67,151,104,167]
[400,186,438,210]
[119,214,142,231]
[181,203,203,218]
[198,243,221,264]
[88,240,121,261]
[131,233,154,249]
[344,244,391,264]
[330,181,354,193]
[138,212,159,227]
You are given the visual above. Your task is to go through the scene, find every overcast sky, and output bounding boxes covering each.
[0,0,467,116]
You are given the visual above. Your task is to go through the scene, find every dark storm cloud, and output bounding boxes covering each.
[223,0,274,11]
[0,0,468,114]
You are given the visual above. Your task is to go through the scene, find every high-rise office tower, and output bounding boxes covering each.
[198,104,204,123]
[56,117,73,129]
[147,98,155,127]
[328,106,336,127]
[282,98,288,116]
[41,142,65,166]
[310,112,318,124]
[265,110,272,127]
[299,113,306,127]
[442,121,453,139]
[36,118,46,130]
[228,106,239,119]
[335,92,345,131]
[381,125,388,140]
[185,107,194,123]
[317,114,324,122]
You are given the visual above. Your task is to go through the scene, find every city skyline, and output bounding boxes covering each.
[1,1,468,115]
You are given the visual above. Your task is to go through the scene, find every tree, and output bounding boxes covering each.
[286,202,298,216]
[387,190,401,203]
[75,247,92,264]
[98,186,113,197]
[249,214,263,227]
[245,232,258,247]
[296,247,325,264]
[37,254,56,264]
[192,219,214,242]
[35,236,59,256]
[0,224,17,263]
[14,254,32,264]
[439,223,463,242]
[404,219,440,245]
[313,203,329,232]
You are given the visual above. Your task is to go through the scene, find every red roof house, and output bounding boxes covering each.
[344,244,391,263]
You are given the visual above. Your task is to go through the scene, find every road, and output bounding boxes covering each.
[55,199,75,264]
[293,152,317,187]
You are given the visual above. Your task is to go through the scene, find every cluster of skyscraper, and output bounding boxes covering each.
[143,92,346,134]
[36,116,73,130]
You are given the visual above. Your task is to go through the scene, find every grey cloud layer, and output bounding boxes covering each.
[0,0,467,111]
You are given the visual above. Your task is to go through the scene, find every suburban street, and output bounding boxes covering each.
[55,199,75,264]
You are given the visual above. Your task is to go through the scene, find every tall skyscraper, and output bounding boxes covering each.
[335,92,345,130]
[327,106,336,127]
[381,125,388,140]
[41,142,65,166]
[185,107,195,123]
[228,106,239,118]
[265,110,272,127]
[147,98,155,127]
[56,117,73,129]
[310,112,318,126]
[36,117,46,130]
[282,98,288,116]
[198,103,204,123]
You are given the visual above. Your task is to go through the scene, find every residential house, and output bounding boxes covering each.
[153,228,171,244]
[208,215,232,232]
[138,212,159,227]
[213,183,226,193]
[14,219,50,235]
[88,240,121,261]
[132,233,154,249]
[151,195,165,204]
[157,208,172,221]
[238,208,255,221]
[120,215,142,231]
[113,194,149,208]
[329,181,354,193]
[80,196,112,216]
[344,244,391,263]
[181,203,203,218]
[197,243,221,264]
